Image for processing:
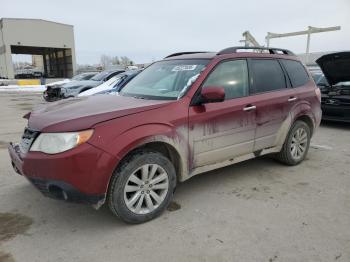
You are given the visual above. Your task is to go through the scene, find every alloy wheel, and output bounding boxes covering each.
[290,127,308,161]
[124,164,169,215]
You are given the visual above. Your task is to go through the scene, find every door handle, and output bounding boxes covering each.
[288,97,297,102]
[243,105,256,111]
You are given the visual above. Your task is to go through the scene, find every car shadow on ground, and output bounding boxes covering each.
[321,120,350,130]
[7,155,289,229]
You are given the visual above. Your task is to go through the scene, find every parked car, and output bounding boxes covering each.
[15,68,43,79]
[78,70,141,97]
[44,72,98,102]
[47,72,98,87]
[316,52,350,122]
[44,70,124,101]
[311,71,323,83]
[8,46,321,223]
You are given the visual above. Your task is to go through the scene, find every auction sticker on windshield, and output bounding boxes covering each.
[172,65,197,71]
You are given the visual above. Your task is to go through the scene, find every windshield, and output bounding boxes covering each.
[72,73,93,81]
[120,59,209,100]
[72,74,83,81]
[90,71,111,81]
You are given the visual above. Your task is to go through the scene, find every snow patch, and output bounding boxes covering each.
[0,85,46,92]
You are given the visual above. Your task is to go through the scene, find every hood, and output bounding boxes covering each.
[316,52,350,85]
[61,80,101,89]
[46,79,70,87]
[28,95,173,132]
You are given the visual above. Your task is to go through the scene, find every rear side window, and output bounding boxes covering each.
[250,59,286,93]
[202,60,249,100]
[281,60,310,87]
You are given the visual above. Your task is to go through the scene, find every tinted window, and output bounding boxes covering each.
[281,60,310,87]
[250,59,286,93]
[202,60,249,99]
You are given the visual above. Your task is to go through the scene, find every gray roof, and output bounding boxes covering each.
[0,17,73,27]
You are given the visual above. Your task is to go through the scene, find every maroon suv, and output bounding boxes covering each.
[9,46,322,223]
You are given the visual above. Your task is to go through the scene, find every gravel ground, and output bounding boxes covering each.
[0,92,349,262]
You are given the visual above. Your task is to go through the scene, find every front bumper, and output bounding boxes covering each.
[43,87,62,102]
[8,142,117,206]
[27,177,105,205]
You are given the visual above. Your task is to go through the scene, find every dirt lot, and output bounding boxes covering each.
[0,92,349,262]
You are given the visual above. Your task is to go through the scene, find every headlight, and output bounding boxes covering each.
[30,129,94,154]
[62,88,75,94]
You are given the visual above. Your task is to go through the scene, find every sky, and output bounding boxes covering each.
[2,0,350,65]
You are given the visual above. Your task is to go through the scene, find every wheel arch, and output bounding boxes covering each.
[103,124,190,190]
[274,107,315,151]
[294,114,314,136]
[121,141,184,183]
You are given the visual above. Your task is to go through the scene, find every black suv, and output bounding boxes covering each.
[316,52,350,122]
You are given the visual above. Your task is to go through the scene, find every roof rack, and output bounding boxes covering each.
[217,46,295,56]
[164,51,209,59]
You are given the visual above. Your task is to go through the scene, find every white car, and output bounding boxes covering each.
[46,72,97,88]
[78,70,141,97]
[78,76,122,97]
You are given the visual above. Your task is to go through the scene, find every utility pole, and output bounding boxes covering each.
[266,26,341,64]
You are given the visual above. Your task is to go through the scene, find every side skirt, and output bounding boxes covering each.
[187,145,282,180]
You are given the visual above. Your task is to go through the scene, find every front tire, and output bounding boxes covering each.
[108,150,176,224]
[275,120,311,166]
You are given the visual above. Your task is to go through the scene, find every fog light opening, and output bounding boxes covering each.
[48,185,67,200]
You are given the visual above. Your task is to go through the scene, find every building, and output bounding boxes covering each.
[0,18,76,79]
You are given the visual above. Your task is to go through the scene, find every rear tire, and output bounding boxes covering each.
[275,120,311,166]
[108,150,176,224]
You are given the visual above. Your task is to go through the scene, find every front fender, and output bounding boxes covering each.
[89,123,189,181]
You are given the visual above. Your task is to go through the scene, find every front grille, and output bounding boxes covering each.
[46,86,61,98]
[19,128,40,154]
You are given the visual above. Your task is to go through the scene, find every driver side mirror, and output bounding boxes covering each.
[200,86,225,104]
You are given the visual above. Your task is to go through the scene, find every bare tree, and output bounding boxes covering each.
[111,56,120,65]
[120,56,134,66]
[100,55,133,68]
[100,54,112,69]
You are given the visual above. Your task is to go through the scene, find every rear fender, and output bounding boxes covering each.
[274,101,315,150]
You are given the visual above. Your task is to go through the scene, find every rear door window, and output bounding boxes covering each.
[281,59,310,87]
[250,59,286,94]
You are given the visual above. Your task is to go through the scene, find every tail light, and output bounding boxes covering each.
[315,88,321,103]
